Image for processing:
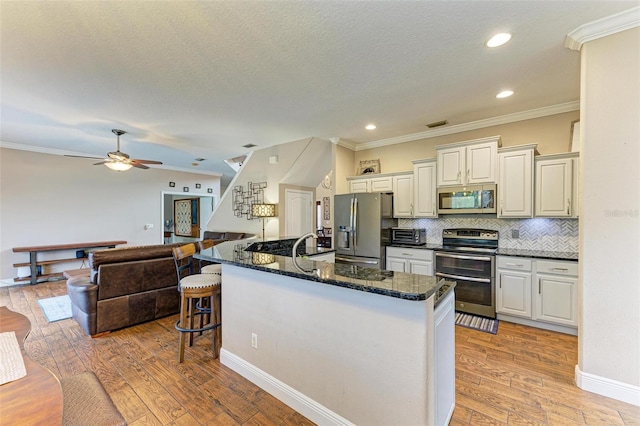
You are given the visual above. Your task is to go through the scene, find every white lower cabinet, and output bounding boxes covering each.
[496,257,532,318]
[535,260,579,327]
[386,247,434,276]
[496,256,578,331]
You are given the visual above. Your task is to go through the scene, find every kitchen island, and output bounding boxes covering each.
[196,239,455,426]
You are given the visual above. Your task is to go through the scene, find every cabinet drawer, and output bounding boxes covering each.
[536,260,578,276]
[387,247,433,261]
[497,256,532,272]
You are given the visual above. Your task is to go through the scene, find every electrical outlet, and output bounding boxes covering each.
[251,333,258,349]
[511,229,520,239]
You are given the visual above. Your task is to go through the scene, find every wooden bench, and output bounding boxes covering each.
[12,241,127,285]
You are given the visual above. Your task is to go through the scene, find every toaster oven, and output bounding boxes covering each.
[391,228,426,245]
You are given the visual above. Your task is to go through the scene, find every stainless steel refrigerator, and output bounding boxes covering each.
[334,192,397,268]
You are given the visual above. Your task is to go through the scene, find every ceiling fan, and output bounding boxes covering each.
[66,129,162,171]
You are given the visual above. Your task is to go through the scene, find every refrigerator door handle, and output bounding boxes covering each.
[353,197,358,248]
[349,197,355,249]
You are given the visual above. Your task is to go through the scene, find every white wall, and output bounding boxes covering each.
[578,27,640,402]
[353,111,579,175]
[207,137,332,239]
[0,148,220,282]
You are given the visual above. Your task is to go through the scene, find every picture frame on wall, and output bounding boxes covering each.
[323,196,330,220]
[358,159,381,175]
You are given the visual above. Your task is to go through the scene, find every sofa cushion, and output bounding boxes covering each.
[89,242,186,283]
[97,257,177,300]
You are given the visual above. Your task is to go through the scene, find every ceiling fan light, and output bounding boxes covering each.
[105,161,133,171]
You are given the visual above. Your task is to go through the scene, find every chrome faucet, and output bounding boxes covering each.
[292,232,318,274]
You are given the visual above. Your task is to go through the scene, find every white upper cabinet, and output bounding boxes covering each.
[436,136,500,187]
[370,176,394,192]
[392,174,414,217]
[498,145,536,218]
[347,174,393,193]
[535,152,579,218]
[412,159,437,218]
[437,146,465,186]
[349,179,370,193]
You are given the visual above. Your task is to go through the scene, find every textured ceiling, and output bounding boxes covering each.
[0,1,636,185]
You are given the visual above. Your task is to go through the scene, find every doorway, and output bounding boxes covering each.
[161,191,217,244]
[279,184,315,238]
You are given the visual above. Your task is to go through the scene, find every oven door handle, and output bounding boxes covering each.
[436,272,491,283]
[435,252,492,262]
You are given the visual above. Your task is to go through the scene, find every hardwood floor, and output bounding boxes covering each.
[2,281,638,425]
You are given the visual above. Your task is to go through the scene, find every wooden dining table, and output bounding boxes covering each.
[0,306,63,425]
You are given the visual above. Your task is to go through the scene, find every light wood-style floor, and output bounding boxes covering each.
[2,281,638,425]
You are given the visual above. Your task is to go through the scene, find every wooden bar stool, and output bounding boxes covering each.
[172,243,221,362]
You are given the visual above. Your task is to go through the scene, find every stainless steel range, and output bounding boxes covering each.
[435,229,498,318]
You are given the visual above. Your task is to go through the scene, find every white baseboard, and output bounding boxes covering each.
[575,365,640,407]
[220,349,354,426]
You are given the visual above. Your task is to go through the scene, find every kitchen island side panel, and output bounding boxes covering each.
[221,264,435,426]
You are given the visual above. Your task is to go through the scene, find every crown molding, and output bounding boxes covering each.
[332,137,358,151]
[565,6,640,51]
[0,141,223,176]
[354,101,579,151]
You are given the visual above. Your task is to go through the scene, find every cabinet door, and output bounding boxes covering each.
[536,275,578,327]
[414,161,437,217]
[498,149,533,217]
[437,147,464,186]
[349,179,369,193]
[466,142,497,184]
[393,174,414,217]
[496,270,532,318]
[535,158,573,217]
[409,260,433,276]
[386,257,407,273]
[370,176,393,192]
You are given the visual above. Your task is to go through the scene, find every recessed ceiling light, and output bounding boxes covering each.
[486,33,512,48]
[496,90,514,99]
[365,124,376,130]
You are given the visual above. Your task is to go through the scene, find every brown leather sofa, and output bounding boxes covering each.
[203,231,253,245]
[66,243,188,336]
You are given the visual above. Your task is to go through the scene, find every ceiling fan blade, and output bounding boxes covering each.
[131,162,150,170]
[65,154,107,160]
[93,160,110,165]
[131,159,163,165]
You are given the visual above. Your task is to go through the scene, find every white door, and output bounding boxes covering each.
[284,189,314,237]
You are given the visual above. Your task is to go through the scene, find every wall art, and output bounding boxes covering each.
[323,196,330,220]
[233,181,267,220]
[358,159,380,175]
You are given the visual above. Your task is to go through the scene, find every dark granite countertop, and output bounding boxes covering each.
[196,239,452,302]
[388,243,578,261]
[496,249,578,261]
[245,238,335,257]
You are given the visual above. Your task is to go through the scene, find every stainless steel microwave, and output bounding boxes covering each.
[437,184,497,214]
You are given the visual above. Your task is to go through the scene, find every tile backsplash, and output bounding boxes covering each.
[398,217,579,252]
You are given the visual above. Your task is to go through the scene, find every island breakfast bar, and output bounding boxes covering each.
[195,240,456,426]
